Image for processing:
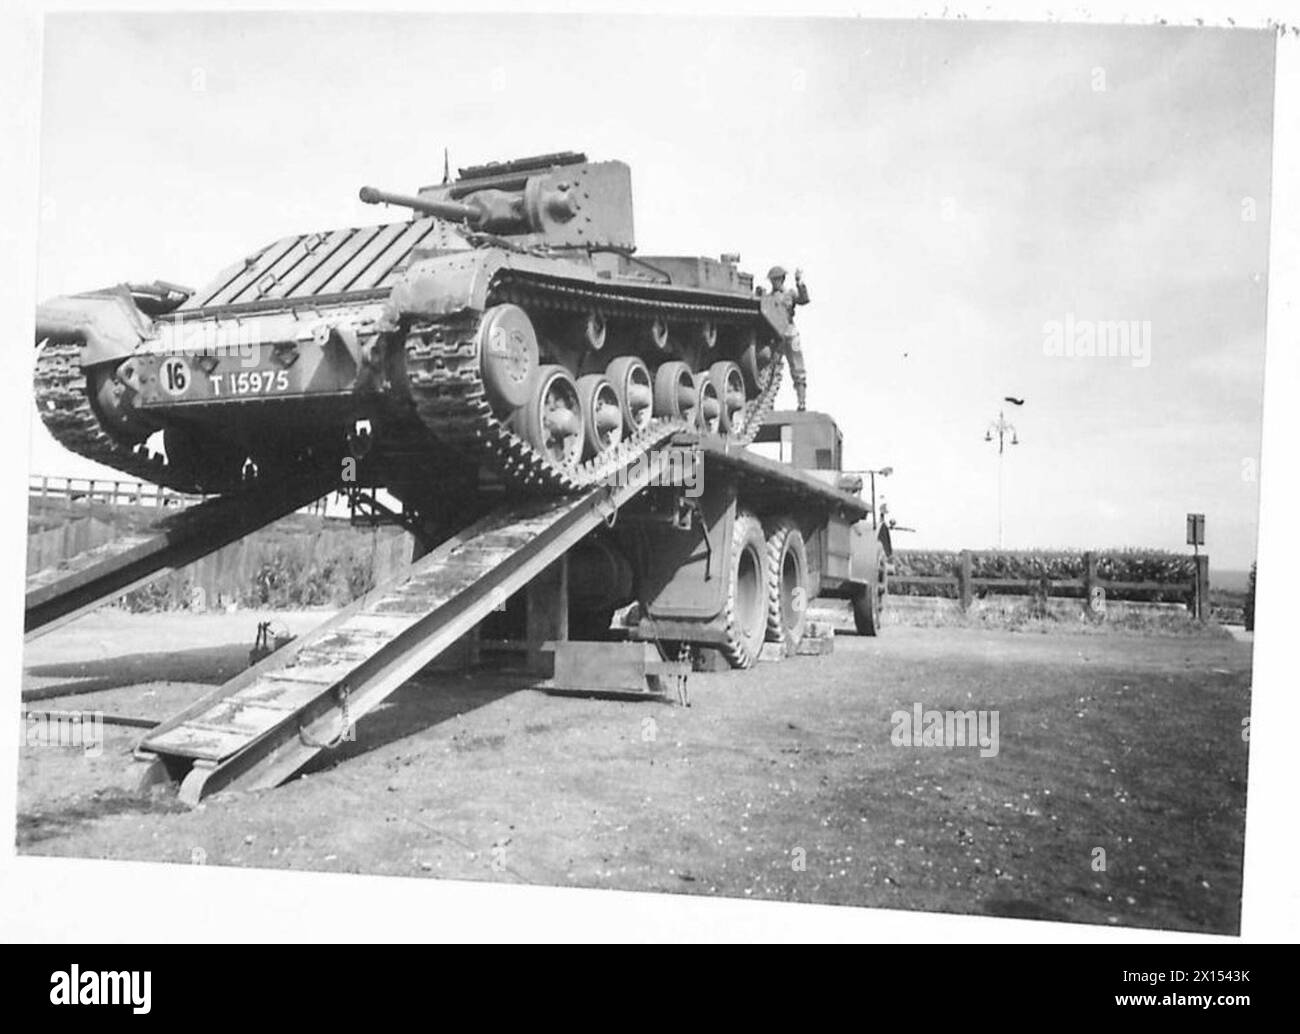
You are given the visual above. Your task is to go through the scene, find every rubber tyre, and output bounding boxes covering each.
[708,360,746,435]
[738,338,764,394]
[695,372,721,433]
[570,606,616,641]
[722,510,771,669]
[852,546,888,636]
[653,360,697,422]
[517,364,583,468]
[765,519,809,648]
[575,374,622,458]
[605,355,653,434]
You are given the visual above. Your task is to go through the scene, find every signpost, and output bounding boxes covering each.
[1186,513,1207,620]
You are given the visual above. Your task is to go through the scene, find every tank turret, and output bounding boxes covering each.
[361,151,634,251]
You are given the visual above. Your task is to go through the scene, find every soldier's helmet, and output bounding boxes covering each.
[767,265,787,281]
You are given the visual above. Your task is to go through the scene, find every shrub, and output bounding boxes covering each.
[1245,561,1256,631]
[891,548,1196,603]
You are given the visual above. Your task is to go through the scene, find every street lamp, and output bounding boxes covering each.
[984,398,1024,548]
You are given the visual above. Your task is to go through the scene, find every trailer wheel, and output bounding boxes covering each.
[765,519,808,648]
[569,606,616,641]
[852,545,889,636]
[722,510,770,669]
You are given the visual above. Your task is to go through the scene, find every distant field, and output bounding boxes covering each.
[1211,569,1251,593]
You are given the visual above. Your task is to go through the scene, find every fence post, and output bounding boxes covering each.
[1194,555,1210,621]
[959,550,973,611]
[1083,551,1096,614]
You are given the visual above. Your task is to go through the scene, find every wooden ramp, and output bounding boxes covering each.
[136,451,672,805]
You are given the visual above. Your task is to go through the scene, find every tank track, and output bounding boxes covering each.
[32,338,202,493]
[400,270,784,493]
[33,271,785,499]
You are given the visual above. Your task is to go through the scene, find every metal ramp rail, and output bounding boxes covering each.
[135,449,675,805]
[25,473,334,639]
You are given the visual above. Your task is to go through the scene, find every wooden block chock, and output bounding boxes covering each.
[796,620,835,656]
[541,640,691,704]
[525,556,569,675]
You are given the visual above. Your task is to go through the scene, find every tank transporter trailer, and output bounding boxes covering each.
[27,151,891,804]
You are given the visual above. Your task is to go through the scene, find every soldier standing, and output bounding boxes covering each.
[766,265,809,411]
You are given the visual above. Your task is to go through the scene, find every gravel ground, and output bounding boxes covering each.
[17,610,1252,934]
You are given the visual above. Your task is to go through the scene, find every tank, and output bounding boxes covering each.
[33,151,792,517]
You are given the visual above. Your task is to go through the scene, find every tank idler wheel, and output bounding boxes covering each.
[478,303,539,411]
[722,510,771,669]
[652,360,698,424]
[516,364,584,469]
[575,374,623,458]
[765,518,809,649]
[605,356,653,435]
[694,371,722,434]
[709,361,746,435]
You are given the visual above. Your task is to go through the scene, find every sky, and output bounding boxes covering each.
[30,14,1275,569]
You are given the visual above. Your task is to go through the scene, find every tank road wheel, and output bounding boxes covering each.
[765,519,809,648]
[695,372,721,434]
[575,374,623,458]
[738,337,775,395]
[722,510,771,669]
[479,304,539,410]
[653,360,698,424]
[605,356,653,435]
[517,365,584,468]
[852,544,889,637]
[709,361,746,435]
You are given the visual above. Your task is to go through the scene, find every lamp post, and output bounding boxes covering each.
[984,398,1023,549]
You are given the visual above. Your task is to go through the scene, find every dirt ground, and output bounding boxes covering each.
[17,608,1252,934]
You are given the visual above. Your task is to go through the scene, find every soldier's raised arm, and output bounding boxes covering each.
[794,268,809,305]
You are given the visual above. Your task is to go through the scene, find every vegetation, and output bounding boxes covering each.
[1244,561,1256,631]
[891,548,1196,603]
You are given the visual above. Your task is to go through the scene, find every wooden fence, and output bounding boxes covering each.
[891,550,1211,620]
[28,474,330,516]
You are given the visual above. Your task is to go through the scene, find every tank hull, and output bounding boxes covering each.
[34,157,791,505]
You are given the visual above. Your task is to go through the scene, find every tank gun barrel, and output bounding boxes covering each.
[359,186,479,225]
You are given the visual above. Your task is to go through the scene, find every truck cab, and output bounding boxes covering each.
[752,411,892,635]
